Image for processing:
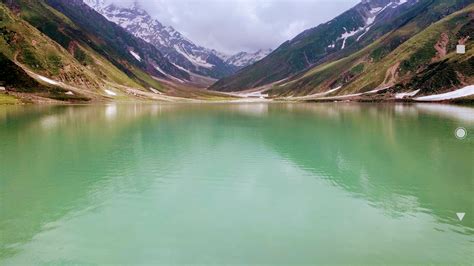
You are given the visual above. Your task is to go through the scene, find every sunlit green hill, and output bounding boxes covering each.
[210,0,472,100]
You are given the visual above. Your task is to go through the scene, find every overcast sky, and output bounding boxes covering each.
[106,0,360,54]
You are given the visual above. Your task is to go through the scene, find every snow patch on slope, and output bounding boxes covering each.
[104,89,117,96]
[395,89,420,99]
[415,86,474,101]
[38,75,60,85]
[149,87,162,94]
[129,50,142,62]
[391,0,409,8]
[354,0,411,43]
[340,28,364,49]
[174,45,214,68]
[154,65,185,83]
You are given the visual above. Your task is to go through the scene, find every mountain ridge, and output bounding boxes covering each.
[0,0,234,103]
[267,3,473,100]
[210,0,470,92]
[83,0,271,80]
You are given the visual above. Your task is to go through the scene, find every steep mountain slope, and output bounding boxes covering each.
[0,2,108,102]
[0,0,232,103]
[5,0,191,93]
[44,0,189,81]
[225,49,273,68]
[84,0,271,80]
[267,2,473,99]
[210,0,471,92]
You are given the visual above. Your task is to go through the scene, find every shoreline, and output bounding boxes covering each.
[1,86,473,106]
[1,95,473,106]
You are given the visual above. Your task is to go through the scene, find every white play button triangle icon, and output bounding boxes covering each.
[456,213,465,221]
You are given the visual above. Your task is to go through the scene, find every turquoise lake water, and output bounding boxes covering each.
[0,103,473,264]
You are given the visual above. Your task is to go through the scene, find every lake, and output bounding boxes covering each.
[0,103,473,264]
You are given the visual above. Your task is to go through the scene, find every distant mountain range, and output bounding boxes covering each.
[83,0,271,80]
[224,49,273,68]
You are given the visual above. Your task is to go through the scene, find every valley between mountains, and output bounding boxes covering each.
[0,0,473,105]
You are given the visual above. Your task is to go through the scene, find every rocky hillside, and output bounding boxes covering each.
[0,1,106,102]
[0,0,230,103]
[84,0,271,79]
[45,0,189,81]
[268,3,473,100]
[210,0,472,93]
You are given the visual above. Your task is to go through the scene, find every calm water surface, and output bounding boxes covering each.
[0,103,473,264]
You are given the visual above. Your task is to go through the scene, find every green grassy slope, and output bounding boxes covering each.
[210,0,471,93]
[6,0,172,92]
[1,0,199,103]
[0,3,98,102]
[268,4,473,97]
[0,93,18,104]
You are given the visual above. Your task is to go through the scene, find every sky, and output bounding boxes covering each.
[106,0,360,54]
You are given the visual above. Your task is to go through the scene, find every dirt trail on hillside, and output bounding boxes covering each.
[433,32,449,62]
[382,62,401,87]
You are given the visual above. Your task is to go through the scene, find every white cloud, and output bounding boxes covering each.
[107,0,360,54]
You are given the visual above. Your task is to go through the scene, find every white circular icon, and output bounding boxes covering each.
[455,127,467,140]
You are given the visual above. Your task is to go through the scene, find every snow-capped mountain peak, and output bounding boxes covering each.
[225,49,273,67]
[83,0,271,79]
[83,0,107,11]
